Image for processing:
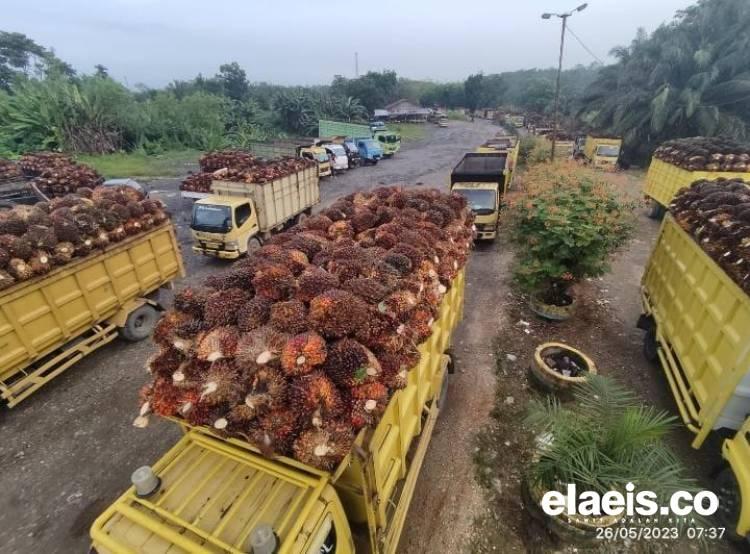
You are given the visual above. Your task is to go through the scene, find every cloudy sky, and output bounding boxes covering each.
[5,0,694,87]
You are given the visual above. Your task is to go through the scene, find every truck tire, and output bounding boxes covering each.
[246,236,262,255]
[647,200,665,220]
[714,467,745,542]
[643,328,659,363]
[120,304,159,342]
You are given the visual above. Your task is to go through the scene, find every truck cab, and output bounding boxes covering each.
[298,146,332,177]
[356,137,383,165]
[191,196,259,259]
[374,130,401,157]
[342,138,361,167]
[324,143,349,172]
[584,135,622,168]
[450,152,508,241]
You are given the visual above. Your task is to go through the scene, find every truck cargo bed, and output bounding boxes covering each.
[641,216,750,448]
[451,153,507,184]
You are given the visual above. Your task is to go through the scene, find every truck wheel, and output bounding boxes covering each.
[246,236,262,255]
[714,467,745,542]
[647,200,665,220]
[120,304,159,342]
[643,329,659,363]
[372,160,378,165]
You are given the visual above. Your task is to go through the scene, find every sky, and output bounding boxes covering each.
[4,0,696,87]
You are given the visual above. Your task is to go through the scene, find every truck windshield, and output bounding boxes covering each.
[454,189,496,215]
[192,204,232,232]
[360,140,377,150]
[315,152,329,163]
[328,145,346,156]
[596,145,620,157]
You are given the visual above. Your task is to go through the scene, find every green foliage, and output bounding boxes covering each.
[464,73,484,113]
[578,0,750,163]
[525,375,696,502]
[0,31,75,90]
[273,89,367,135]
[78,149,200,178]
[509,166,634,294]
[331,71,399,113]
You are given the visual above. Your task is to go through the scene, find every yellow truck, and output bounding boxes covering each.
[0,223,184,407]
[644,158,750,219]
[450,153,510,241]
[245,141,332,178]
[191,165,320,259]
[89,270,466,554]
[582,135,622,168]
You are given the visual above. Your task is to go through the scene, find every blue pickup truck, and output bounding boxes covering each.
[355,137,383,165]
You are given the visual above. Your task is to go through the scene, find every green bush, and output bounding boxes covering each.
[509,166,634,299]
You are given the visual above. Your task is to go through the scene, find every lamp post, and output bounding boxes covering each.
[541,3,588,161]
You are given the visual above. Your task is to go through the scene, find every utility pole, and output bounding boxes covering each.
[542,3,588,161]
[355,52,359,77]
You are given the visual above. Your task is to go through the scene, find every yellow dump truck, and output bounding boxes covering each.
[638,215,750,449]
[450,153,510,241]
[90,270,466,554]
[0,223,184,407]
[582,135,622,168]
[191,166,320,259]
[644,158,750,219]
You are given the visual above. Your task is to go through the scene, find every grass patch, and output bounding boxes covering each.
[390,123,427,142]
[78,149,201,178]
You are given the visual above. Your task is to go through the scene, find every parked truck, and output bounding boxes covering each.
[450,153,509,241]
[0,222,184,407]
[319,120,400,158]
[246,140,332,178]
[89,270,466,554]
[581,134,622,168]
[191,164,320,259]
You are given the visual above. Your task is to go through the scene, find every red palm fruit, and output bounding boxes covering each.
[349,382,389,430]
[353,307,401,349]
[286,234,326,258]
[8,258,32,280]
[235,326,290,368]
[0,235,33,260]
[289,372,343,427]
[173,287,210,318]
[0,211,27,236]
[124,219,142,236]
[199,359,243,407]
[378,351,409,390]
[301,214,334,232]
[0,246,8,268]
[196,326,240,362]
[152,310,190,349]
[270,300,308,334]
[147,347,184,378]
[203,288,250,327]
[308,289,368,338]
[25,225,57,250]
[29,250,51,275]
[74,237,94,257]
[351,210,377,233]
[149,377,187,417]
[108,225,127,243]
[228,366,288,427]
[252,264,296,301]
[183,398,224,427]
[292,421,355,471]
[296,267,339,302]
[280,332,327,376]
[263,248,309,276]
[237,296,272,332]
[378,290,418,321]
[343,277,392,304]
[381,252,412,276]
[0,270,15,291]
[51,242,74,265]
[127,201,145,218]
[327,220,354,241]
[408,305,435,343]
[389,243,425,268]
[326,258,367,281]
[322,338,381,388]
[204,266,255,291]
[250,408,301,456]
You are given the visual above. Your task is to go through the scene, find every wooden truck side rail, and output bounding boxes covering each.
[0,223,184,406]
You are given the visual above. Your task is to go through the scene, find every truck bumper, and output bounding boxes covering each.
[476,230,497,240]
[192,246,241,259]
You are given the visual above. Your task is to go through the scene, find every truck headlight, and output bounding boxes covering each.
[225,240,239,250]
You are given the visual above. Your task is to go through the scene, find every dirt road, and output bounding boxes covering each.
[0,119,503,554]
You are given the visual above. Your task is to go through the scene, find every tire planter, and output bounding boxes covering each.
[529,342,596,394]
[529,292,576,321]
[522,476,622,544]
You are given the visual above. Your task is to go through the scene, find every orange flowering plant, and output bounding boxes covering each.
[509,166,635,303]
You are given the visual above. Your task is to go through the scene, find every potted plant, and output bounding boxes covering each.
[523,375,700,543]
[510,166,634,320]
[529,341,596,394]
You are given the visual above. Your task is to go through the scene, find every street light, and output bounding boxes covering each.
[541,3,588,161]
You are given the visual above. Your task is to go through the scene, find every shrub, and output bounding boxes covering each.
[509,163,634,300]
[518,135,549,167]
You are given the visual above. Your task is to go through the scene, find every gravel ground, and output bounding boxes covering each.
[0,119,503,554]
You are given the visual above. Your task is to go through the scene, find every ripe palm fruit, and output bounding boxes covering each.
[293,421,355,470]
[0,212,27,236]
[378,290,418,321]
[232,366,288,424]
[51,242,75,265]
[196,326,240,362]
[270,300,308,334]
[280,332,327,376]
[409,304,435,343]
[349,382,389,430]
[323,338,381,388]
[308,289,368,338]
[344,277,392,304]
[296,267,339,302]
[203,288,250,327]
[29,251,51,275]
[301,214,334,233]
[8,258,32,280]
[235,326,290,367]
[353,307,400,349]
[378,351,409,389]
[74,238,94,257]
[252,264,296,301]
[327,220,355,241]
[152,310,187,348]
[0,246,9,268]
[250,408,301,456]
[286,234,326,258]
[0,270,15,291]
[382,252,412,276]
[237,296,272,332]
[204,266,255,291]
[147,347,184,378]
[351,210,377,233]
[51,214,80,243]
[0,235,32,260]
[289,372,343,427]
[199,359,243,407]
[173,287,210,318]
[127,201,145,218]
[147,377,184,417]
[108,225,127,243]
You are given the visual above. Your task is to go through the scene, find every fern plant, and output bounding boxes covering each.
[525,375,697,502]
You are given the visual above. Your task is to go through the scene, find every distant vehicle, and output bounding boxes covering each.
[582,135,623,168]
[369,120,386,130]
[374,130,401,157]
[323,143,349,172]
[437,117,448,128]
[102,178,147,197]
[298,146,332,177]
[355,137,383,164]
[319,120,400,157]
[342,139,361,167]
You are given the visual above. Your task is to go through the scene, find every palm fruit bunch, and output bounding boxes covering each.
[137,186,473,470]
[653,137,750,172]
[179,172,213,193]
[0,158,22,182]
[670,178,750,294]
[19,152,103,196]
[0,185,170,289]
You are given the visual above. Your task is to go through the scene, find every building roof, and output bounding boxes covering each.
[383,99,430,115]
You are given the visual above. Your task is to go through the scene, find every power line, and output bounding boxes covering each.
[566,24,605,65]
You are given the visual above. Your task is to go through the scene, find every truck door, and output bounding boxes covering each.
[234,202,259,252]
